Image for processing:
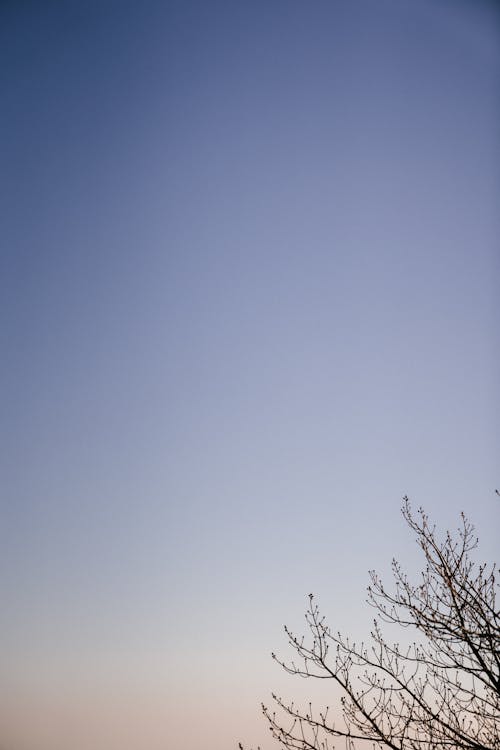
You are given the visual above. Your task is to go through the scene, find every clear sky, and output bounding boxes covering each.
[1,1,499,749]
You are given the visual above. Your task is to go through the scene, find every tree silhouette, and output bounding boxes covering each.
[241,498,499,750]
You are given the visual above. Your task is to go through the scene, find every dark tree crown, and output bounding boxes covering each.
[241,498,500,750]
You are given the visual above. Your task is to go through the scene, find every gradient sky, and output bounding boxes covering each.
[1,2,499,749]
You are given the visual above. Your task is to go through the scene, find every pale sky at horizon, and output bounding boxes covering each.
[1,1,499,749]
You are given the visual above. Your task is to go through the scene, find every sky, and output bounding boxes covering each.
[1,1,499,749]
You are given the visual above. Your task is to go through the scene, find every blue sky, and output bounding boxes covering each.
[1,2,499,748]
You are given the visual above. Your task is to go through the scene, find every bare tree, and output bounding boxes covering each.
[241,498,499,750]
